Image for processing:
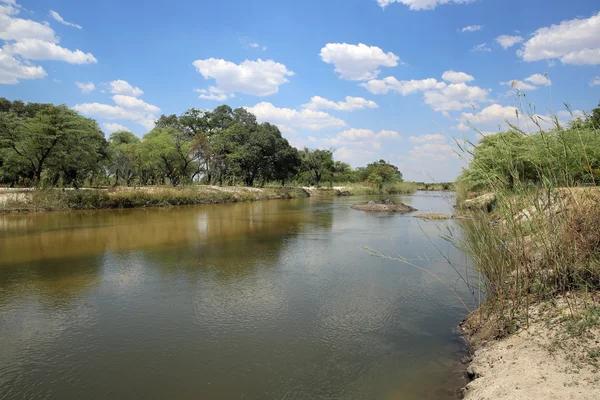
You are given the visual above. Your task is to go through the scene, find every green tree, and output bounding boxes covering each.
[300,148,334,186]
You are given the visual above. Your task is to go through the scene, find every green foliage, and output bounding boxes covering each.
[0,101,107,187]
[458,104,600,192]
[367,173,384,192]
[1,99,408,192]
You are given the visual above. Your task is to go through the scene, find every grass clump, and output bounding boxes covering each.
[452,100,600,337]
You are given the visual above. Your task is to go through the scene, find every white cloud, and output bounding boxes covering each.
[74,85,159,131]
[74,103,156,131]
[471,43,491,52]
[0,3,95,84]
[500,80,536,91]
[195,86,233,101]
[245,102,346,132]
[518,12,600,65]
[49,10,82,29]
[378,130,400,139]
[319,43,400,81]
[75,81,95,94]
[456,103,567,133]
[192,58,293,96]
[103,123,130,133]
[112,95,161,114]
[410,143,457,160]
[249,42,259,48]
[108,80,144,97]
[9,39,97,64]
[377,0,474,11]
[558,48,600,66]
[423,82,490,112]
[0,4,58,43]
[461,25,482,32]
[335,147,378,167]
[410,144,457,161]
[361,77,446,95]
[409,134,446,143]
[442,70,474,83]
[590,76,600,86]
[338,128,400,140]
[495,35,524,49]
[524,73,551,86]
[0,46,46,84]
[303,96,378,111]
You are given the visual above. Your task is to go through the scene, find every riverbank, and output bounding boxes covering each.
[462,295,600,399]
[0,183,417,213]
[456,188,600,399]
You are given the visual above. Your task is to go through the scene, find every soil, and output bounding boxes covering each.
[461,296,600,400]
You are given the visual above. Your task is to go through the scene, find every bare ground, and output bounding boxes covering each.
[462,296,600,400]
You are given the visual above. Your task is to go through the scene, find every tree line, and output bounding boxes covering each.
[0,99,403,188]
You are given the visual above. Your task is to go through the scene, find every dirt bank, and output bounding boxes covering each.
[462,296,600,400]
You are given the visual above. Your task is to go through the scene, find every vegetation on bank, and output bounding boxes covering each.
[0,99,410,193]
[0,187,313,213]
[453,101,600,344]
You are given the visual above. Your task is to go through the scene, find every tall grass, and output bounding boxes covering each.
[451,99,600,335]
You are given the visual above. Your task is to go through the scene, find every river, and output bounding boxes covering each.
[0,191,475,399]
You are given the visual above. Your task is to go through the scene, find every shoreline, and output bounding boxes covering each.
[0,185,418,214]
[460,296,600,400]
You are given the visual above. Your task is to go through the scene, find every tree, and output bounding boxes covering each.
[300,148,334,186]
[109,131,140,186]
[0,102,107,186]
[359,160,403,183]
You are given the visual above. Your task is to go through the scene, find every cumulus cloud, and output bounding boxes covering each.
[0,46,46,84]
[103,123,130,133]
[74,83,160,131]
[500,80,536,91]
[49,10,82,29]
[500,74,552,93]
[8,39,96,64]
[461,25,482,32]
[410,143,457,160]
[0,4,57,43]
[245,102,346,133]
[471,43,491,52]
[195,87,233,101]
[518,12,600,65]
[0,4,95,85]
[409,134,446,143]
[377,0,474,11]
[495,35,524,49]
[303,96,378,111]
[361,77,446,95]
[423,83,490,112]
[108,80,144,97]
[76,81,95,94]
[338,128,400,140]
[319,43,400,81]
[524,73,552,86]
[456,104,570,133]
[590,76,600,86]
[192,58,293,96]
[442,70,474,83]
[112,95,161,114]
[335,147,378,167]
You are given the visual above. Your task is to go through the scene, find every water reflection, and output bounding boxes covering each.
[0,193,472,399]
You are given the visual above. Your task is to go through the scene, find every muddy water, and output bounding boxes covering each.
[0,192,474,399]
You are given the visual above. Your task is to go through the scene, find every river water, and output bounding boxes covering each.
[0,192,475,399]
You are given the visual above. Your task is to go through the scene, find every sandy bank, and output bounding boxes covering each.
[462,297,600,400]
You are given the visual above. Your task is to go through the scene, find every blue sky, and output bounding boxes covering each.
[1,0,599,181]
